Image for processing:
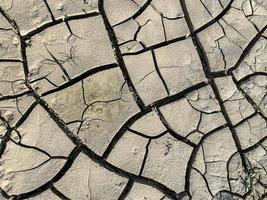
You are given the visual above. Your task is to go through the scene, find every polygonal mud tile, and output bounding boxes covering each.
[107,131,148,174]
[235,114,267,149]
[0,94,35,127]
[159,98,201,137]
[54,153,128,200]
[28,189,61,200]
[46,0,98,19]
[27,16,115,94]
[124,51,168,105]
[142,134,193,193]
[104,0,145,26]
[0,62,27,97]
[154,39,206,95]
[192,127,238,194]
[0,30,21,59]
[233,38,267,81]
[17,105,75,156]
[77,68,139,155]
[126,182,171,200]
[0,141,66,196]
[130,110,166,137]
[44,81,87,123]
[3,0,52,34]
[240,75,267,116]
[189,169,213,200]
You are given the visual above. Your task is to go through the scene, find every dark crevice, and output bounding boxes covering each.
[112,0,153,27]
[0,90,32,102]
[41,63,118,97]
[118,178,134,200]
[81,145,181,200]
[10,146,81,200]
[179,0,249,187]
[155,108,197,148]
[44,44,71,81]
[22,11,100,40]
[185,124,228,192]
[127,128,168,139]
[50,185,71,200]
[237,72,267,85]
[0,1,265,199]
[99,0,146,111]
[192,167,214,197]
[151,49,170,95]
[227,25,267,74]
[0,58,23,63]
[102,81,208,159]
[122,0,234,57]
[42,0,56,22]
[139,139,151,175]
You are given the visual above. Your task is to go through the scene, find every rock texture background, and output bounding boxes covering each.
[0,0,266,199]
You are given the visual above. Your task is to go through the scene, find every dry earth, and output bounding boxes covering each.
[0,0,266,199]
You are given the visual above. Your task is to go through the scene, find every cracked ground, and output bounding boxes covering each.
[0,0,266,199]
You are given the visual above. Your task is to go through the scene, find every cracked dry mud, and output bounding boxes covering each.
[0,0,266,199]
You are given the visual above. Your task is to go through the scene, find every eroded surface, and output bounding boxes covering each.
[0,0,266,199]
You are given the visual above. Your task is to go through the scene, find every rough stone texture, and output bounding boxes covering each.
[0,0,266,200]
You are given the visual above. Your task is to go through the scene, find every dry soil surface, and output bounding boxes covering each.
[0,0,267,199]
